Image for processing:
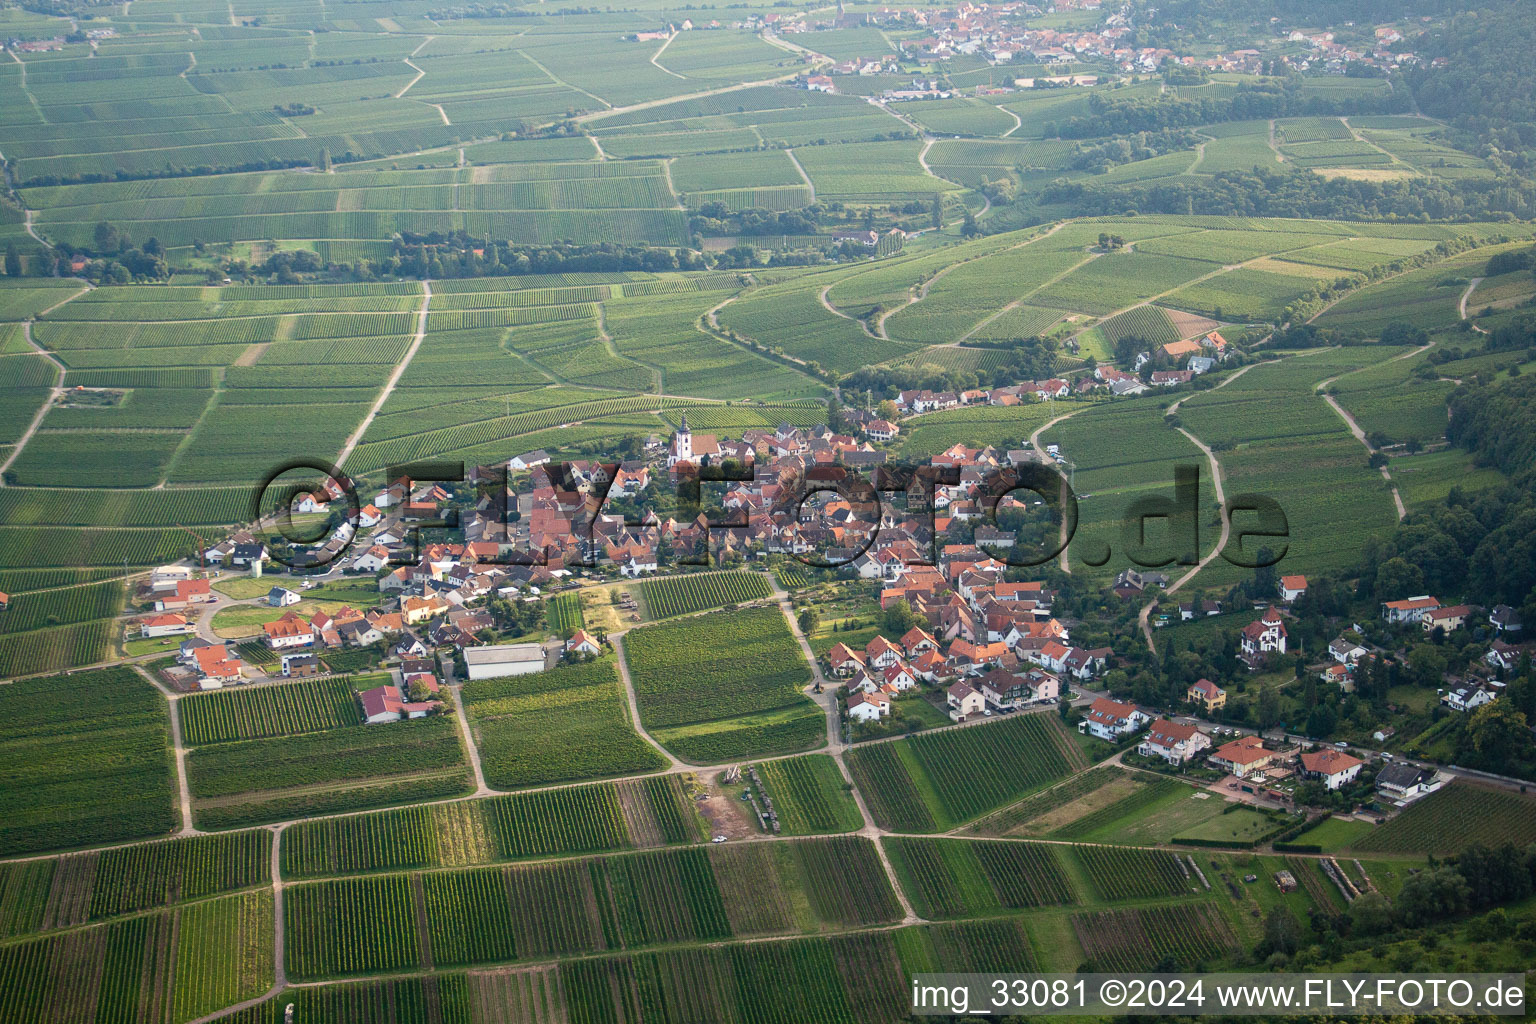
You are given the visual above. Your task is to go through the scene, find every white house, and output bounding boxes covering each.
[268,586,301,608]
[566,629,601,656]
[464,642,546,680]
[847,691,891,722]
[1375,763,1442,801]
[1081,697,1149,741]
[1137,719,1211,765]
[1299,749,1364,790]
[1328,637,1368,664]
[263,612,313,650]
[1441,682,1496,712]
[1382,595,1440,624]
[139,613,193,638]
[946,682,986,720]
[1280,575,1308,603]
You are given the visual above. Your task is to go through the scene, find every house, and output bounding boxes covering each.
[509,450,551,472]
[847,690,891,722]
[1376,763,1441,801]
[1321,663,1353,691]
[230,543,267,568]
[155,578,213,611]
[1080,697,1149,741]
[566,629,601,656]
[1279,575,1308,603]
[1486,640,1526,674]
[282,653,320,677]
[464,642,546,680]
[353,545,392,573]
[977,667,1058,707]
[1208,735,1275,777]
[865,635,902,669]
[827,642,866,677]
[263,612,313,650]
[1490,605,1523,635]
[1299,749,1364,790]
[882,662,918,691]
[268,586,301,608]
[946,682,986,720]
[806,73,835,92]
[1441,682,1496,712]
[1161,339,1203,360]
[1239,607,1287,667]
[1186,678,1226,712]
[901,627,939,656]
[0,592,7,611]
[1422,604,1471,633]
[192,644,243,689]
[866,419,899,443]
[1138,719,1211,765]
[1329,637,1368,664]
[139,613,193,638]
[357,504,383,528]
[1382,595,1440,624]
[359,684,441,724]
[392,632,431,659]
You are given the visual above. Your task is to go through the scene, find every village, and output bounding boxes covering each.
[113,360,1531,834]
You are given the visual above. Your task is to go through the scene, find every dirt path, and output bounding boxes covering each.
[396,58,425,97]
[609,632,687,768]
[1316,343,1431,521]
[1027,405,1091,573]
[957,251,1098,344]
[134,665,199,836]
[0,322,66,484]
[649,32,685,79]
[999,107,1022,138]
[443,672,491,795]
[818,284,876,339]
[1459,276,1490,334]
[768,575,840,754]
[335,279,431,470]
[660,158,685,209]
[785,148,815,202]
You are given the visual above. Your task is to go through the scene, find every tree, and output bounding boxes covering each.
[1374,556,1425,601]
[930,195,943,229]
[1466,701,1532,766]
[882,598,921,637]
[1395,867,1470,927]
[1258,907,1301,956]
[1257,687,1281,729]
[797,607,820,635]
[3,244,19,278]
[1349,891,1393,935]
[876,399,899,422]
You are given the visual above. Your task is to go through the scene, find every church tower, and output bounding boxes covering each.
[669,412,693,468]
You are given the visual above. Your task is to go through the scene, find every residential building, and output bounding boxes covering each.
[1490,605,1523,635]
[1208,735,1275,777]
[1376,763,1441,801]
[282,653,320,677]
[140,613,193,638]
[359,683,441,724]
[1441,682,1496,712]
[566,629,601,656]
[1187,678,1226,712]
[1299,749,1364,790]
[1138,719,1211,765]
[263,612,313,650]
[946,682,986,720]
[1382,595,1440,624]
[847,690,892,722]
[1080,697,1149,741]
[1280,575,1308,603]
[1422,604,1471,633]
[268,586,301,607]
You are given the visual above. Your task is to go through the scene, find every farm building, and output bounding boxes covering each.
[359,684,441,724]
[464,642,546,680]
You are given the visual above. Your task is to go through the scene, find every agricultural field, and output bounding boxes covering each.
[463,657,668,788]
[1353,783,1536,855]
[622,606,823,763]
[0,891,273,1024]
[281,775,700,878]
[283,836,900,979]
[0,667,176,856]
[179,676,363,745]
[883,838,1077,918]
[635,569,773,619]
[752,755,863,835]
[1072,903,1242,971]
[186,714,472,829]
[846,714,1087,832]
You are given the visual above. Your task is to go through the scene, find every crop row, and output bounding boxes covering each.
[1073,844,1195,901]
[637,570,772,619]
[180,677,363,746]
[884,838,1074,919]
[1072,903,1241,972]
[0,579,125,635]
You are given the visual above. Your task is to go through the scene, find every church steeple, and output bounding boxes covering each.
[679,412,690,435]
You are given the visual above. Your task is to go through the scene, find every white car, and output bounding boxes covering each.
[711,835,727,844]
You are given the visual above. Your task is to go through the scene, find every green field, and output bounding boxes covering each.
[622,606,823,763]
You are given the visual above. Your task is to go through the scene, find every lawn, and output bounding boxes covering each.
[1172,807,1276,845]
[1289,815,1374,852]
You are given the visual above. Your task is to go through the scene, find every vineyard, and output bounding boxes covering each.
[280,775,698,877]
[545,592,583,634]
[965,765,1126,837]
[754,755,863,834]
[635,570,772,619]
[1095,305,1181,347]
[180,677,363,745]
[284,837,898,979]
[847,714,1085,832]
[1353,783,1536,855]
[0,579,126,635]
[623,607,822,762]
[0,829,269,939]
[883,838,1076,919]
[186,715,472,829]
[0,667,176,857]
[1072,904,1242,971]
[463,658,667,788]
[0,891,273,1024]
[1073,845,1198,901]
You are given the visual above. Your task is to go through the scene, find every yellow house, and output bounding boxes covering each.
[1187,677,1226,712]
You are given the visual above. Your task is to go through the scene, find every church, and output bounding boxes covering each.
[666,413,721,469]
